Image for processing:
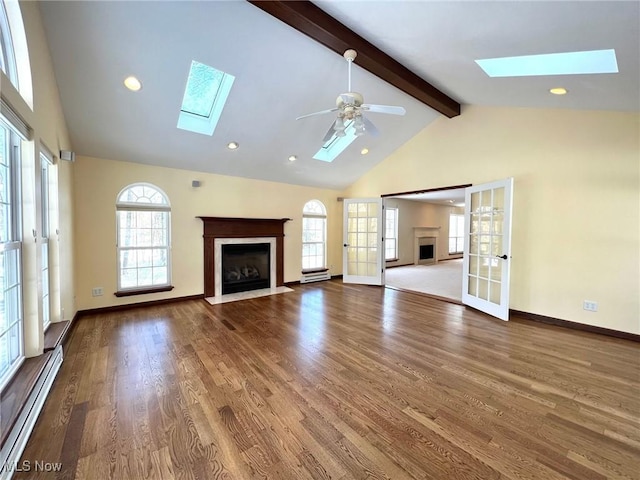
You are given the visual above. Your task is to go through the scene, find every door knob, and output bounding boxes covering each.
[496,254,508,260]
[343,243,349,247]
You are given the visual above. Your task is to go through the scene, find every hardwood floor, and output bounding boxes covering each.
[17,281,640,479]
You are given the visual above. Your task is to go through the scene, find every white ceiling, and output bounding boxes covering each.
[38,1,639,191]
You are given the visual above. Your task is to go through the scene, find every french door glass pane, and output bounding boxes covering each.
[346,201,379,277]
[466,186,506,304]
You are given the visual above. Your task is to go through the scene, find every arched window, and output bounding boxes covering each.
[302,200,327,271]
[0,1,17,84]
[116,183,171,293]
[0,0,33,107]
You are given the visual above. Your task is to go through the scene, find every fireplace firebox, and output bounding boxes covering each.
[419,244,434,261]
[221,243,270,294]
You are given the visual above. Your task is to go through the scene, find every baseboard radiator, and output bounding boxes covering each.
[300,271,331,283]
[0,345,63,480]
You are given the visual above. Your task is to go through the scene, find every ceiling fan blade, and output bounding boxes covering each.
[362,116,380,137]
[296,108,338,120]
[361,104,406,115]
[322,122,337,143]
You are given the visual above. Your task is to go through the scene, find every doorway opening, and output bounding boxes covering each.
[382,184,470,303]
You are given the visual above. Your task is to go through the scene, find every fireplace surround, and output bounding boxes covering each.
[199,217,290,297]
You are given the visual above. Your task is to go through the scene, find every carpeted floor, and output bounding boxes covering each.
[385,258,463,302]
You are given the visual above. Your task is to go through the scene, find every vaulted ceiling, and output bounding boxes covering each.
[39,1,639,190]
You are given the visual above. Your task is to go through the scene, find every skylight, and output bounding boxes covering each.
[177,61,235,136]
[313,121,358,162]
[475,49,618,77]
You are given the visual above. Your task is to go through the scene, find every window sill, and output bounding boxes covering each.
[115,285,175,297]
[385,258,399,263]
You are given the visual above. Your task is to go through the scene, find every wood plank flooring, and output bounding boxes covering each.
[17,281,640,479]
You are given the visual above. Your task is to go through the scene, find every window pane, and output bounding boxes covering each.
[152,249,167,267]
[138,249,153,267]
[152,212,166,228]
[138,267,153,286]
[153,267,167,284]
[136,229,152,246]
[120,250,137,269]
[120,268,137,288]
[137,211,152,228]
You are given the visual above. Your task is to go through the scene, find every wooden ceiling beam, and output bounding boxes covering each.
[248,0,461,118]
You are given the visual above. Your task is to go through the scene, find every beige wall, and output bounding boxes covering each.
[344,106,639,335]
[384,198,463,267]
[73,156,343,310]
[1,1,74,356]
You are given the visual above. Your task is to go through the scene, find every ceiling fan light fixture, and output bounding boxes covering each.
[333,117,345,131]
[335,129,346,138]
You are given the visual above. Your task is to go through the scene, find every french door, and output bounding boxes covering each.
[462,178,514,320]
[342,198,384,285]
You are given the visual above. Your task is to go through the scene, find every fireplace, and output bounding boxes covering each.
[199,217,290,297]
[221,243,270,294]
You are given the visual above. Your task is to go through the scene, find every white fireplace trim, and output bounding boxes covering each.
[214,237,277,297]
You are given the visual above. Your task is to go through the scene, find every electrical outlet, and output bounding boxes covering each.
[583,300,598,312]
[92,287,104,297]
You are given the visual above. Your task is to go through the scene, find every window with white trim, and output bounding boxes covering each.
[0,116,23,391]
[302,200,327,271]
[40,151,52,330]
[0,0,17,87]
[449,213,465,254]
[385,207,398,261]
[116,184,171,292]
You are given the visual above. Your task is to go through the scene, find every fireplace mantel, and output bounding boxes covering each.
[198,217,291,297]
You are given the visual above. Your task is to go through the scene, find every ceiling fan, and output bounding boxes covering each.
[296,49,406,143]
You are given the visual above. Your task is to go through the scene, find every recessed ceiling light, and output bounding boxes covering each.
[550,87,568,95]
[360,148,369,155]
[227,142,239,150]
[288,155,297,162]
[124,76,142,92]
